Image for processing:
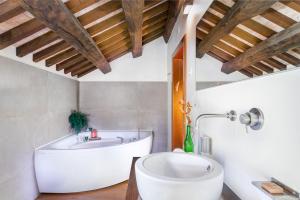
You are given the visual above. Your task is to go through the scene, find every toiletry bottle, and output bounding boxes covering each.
[184,125,194,153]
[91,129,97,138]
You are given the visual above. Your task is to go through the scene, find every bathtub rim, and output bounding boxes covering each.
[35,129,154,151]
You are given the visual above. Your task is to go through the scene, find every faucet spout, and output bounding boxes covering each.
[117,136,124,143]
[195,110,237,133]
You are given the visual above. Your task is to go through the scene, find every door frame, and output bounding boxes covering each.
[171,36,187,150]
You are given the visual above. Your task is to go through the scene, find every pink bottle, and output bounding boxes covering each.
[91,129,97,138]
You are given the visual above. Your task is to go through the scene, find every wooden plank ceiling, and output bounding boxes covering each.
[1,0,299,78]
[196,0,300,77]
[0,0,181,77]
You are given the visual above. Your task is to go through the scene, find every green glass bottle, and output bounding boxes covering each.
[184,125,194,153]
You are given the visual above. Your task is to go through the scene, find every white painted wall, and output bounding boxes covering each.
[196,54,247,82]
[196,68,300,199]
[79,37,167,82]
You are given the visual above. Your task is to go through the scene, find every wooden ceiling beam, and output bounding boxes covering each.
[65,59,90,75]
[260,8,296,29]
[0,0,97,50]
[77,29,165,78]
[196,0,279,58]
[262,58,286,70]
[71,63,94,76]
[70,3,168,77]
[143,28,164,44]
[17,32,60,57]
[46,48,78,67]
[0,0,24,23]
[78,43,132,78]
[48,29,128,67]
[247,66,263,76]
[276,53,300,66]
[53,2,168,69]
[143,11,167,27]
[78,66,97,78]
[45,22,128,67]
[19,0,111,73]
[281,1,300,12]
[102,18,165,56]
[144,1,168,21]
[56,54,85,71]
[65,60,90,74]
[163,0,185,43]
[99,32,129,52]
[222,22,300,73]
[103,38,131,56]
[16,0,122,57]
[252,62,273,74]
[239,69,253,78]
[197,37,254,77]
[122,0,144,57]
[91,24,128,49]
[33,41,70,62]
[47,23,128,67]
[197,13,292,71]
[88,12,125,37]
[197,28,275,74]
[0,19,45,49]
[107,45,131,62]
[33,12,126,62]
[58,32,131,72]
[33,0,167,63]
[293,48,300,54]
[102,20,165,56]
[73,18,166,78]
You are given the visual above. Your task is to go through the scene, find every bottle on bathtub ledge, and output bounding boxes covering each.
[91,129,97,138]
[89,129,101,141]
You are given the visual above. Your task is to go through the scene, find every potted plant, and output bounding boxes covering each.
[68,110,88,134]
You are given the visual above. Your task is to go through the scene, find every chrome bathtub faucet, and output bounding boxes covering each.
[117,136,124,143]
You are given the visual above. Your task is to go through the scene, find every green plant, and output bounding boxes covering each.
[68,110,88,134]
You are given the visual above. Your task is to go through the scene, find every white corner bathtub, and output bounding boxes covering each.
[35,130,153,193]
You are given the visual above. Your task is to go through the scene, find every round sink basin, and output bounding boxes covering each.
[135,152,224,200]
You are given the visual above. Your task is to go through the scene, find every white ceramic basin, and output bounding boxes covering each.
[135,152,224,200]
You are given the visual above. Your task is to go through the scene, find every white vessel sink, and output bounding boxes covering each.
[135,152,224,200]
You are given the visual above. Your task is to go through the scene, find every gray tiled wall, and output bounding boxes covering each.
[79,82,168,152]
[0,56,78,200]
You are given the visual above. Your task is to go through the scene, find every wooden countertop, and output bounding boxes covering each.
[126,157,240,200]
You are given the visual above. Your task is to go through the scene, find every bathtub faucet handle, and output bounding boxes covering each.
[117,137,124,143]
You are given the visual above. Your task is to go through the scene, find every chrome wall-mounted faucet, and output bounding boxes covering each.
[195,110,237,155]
[195,110,237,132]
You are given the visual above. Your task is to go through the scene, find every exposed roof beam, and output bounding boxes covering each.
[122,0,144,57]
[196,0,279,58]
[32,0,167,62]
[19,0,111,74]
[0,0,99,50]
[75,19,166,77]
[16,0,122,57]
[163,0,186,43]
[0,0,24,23]
[222,22,300,74]
[0,18,45,49]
